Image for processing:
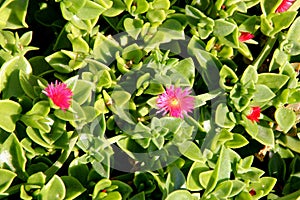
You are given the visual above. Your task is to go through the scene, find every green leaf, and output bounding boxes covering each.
[275,107,296,133]
[165,190,196,200]
[0,56,32,96]
[283,16,300,56]
[0,133,27,179]
[203,146,231,197]
[144,82,165,95]
[261,12,297,36]
[240,65,257,85]
[186,161,209,191]
[257,73,289,92]
[219,65,238,90]
[0,169,17,193]
[244,116,274,146]
[166,166,186,193]
[215,103,235,128]
[225,133,249,148]
[129,192,145,200]
[269,49,288,71]
[73,80,94,105]
[26,127,52,148]
[146,10,166,24]
[268,153,286,181]
[0,0,29,29]
[0,100,22,132]
[249,177,277,198]
[45,51,72,73]
[173,58,195,86]
[253,84,276,102]
[93,33,122,64]
[111,180,133,199]
[124,18,144,39]
[76,1,105,20]
[92,178,112,199]
[61,176,86,199]
[39,175,66,200]
[260,0,281,15]
[179,141,203,162]
[103,0,125,17]
[256,123,275,146]
[111,90,131,107]
[214,19,237,37]
[278,135,300,154]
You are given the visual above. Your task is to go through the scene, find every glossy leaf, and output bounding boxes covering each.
[275,107,296,133]
[39,175,66,200]
[0,169,17,193]
[0,100,22,132]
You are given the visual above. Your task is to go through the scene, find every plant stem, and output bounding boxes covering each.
[251,34,278,70]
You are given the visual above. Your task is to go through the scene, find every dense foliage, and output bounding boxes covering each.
[1,0,300,199]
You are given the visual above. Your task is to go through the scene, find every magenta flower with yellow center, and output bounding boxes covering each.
[43,80,73,111]
[276,0,295,12]
[156,85,195,118]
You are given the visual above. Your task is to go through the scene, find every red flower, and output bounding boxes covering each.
[246,106,261,122]
[239,32,255,42]
[276,0,295,13]
[43,80,73,111]
[157,85,195,118]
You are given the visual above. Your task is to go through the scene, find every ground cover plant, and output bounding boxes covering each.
[1,0,300,199]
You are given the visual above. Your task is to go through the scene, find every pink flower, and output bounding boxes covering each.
[246,106,261,122]
[156,85,195,118]
[43,80,73,111]
[239,32,255,42]
[276,0,295,12]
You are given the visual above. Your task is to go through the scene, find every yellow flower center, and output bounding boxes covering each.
[170,98,179,106]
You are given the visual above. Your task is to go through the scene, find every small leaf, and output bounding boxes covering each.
[257,73,289,91]
[61,176,86,199]
[39,175,66,200]
[179,141,203,162]
[0,100,22,132]
[186,162,209,191]
[275,107,296,133]
[214,19,236,37]
[0,169,17,193]
[165,190,196,200]
[215,103,235,128]
[225,133,249,148]
[253,84,276,102]
[0,133,27,179]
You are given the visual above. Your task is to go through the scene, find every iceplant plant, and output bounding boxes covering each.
[43,80,73,111]
[156,85,195,118]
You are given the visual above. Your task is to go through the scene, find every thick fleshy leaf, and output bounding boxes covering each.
[0,56,32,97]
[61,176,86,199]
[275,107,296,133]
[257,73,289,91]
[0,100,22,132]
[186,161,209,191]
[0,0,29,29]
[0,133,27,179]
[165,190,197,200]
[179,141,203,162]
[0,169,17,193]
[39,175,66,200]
